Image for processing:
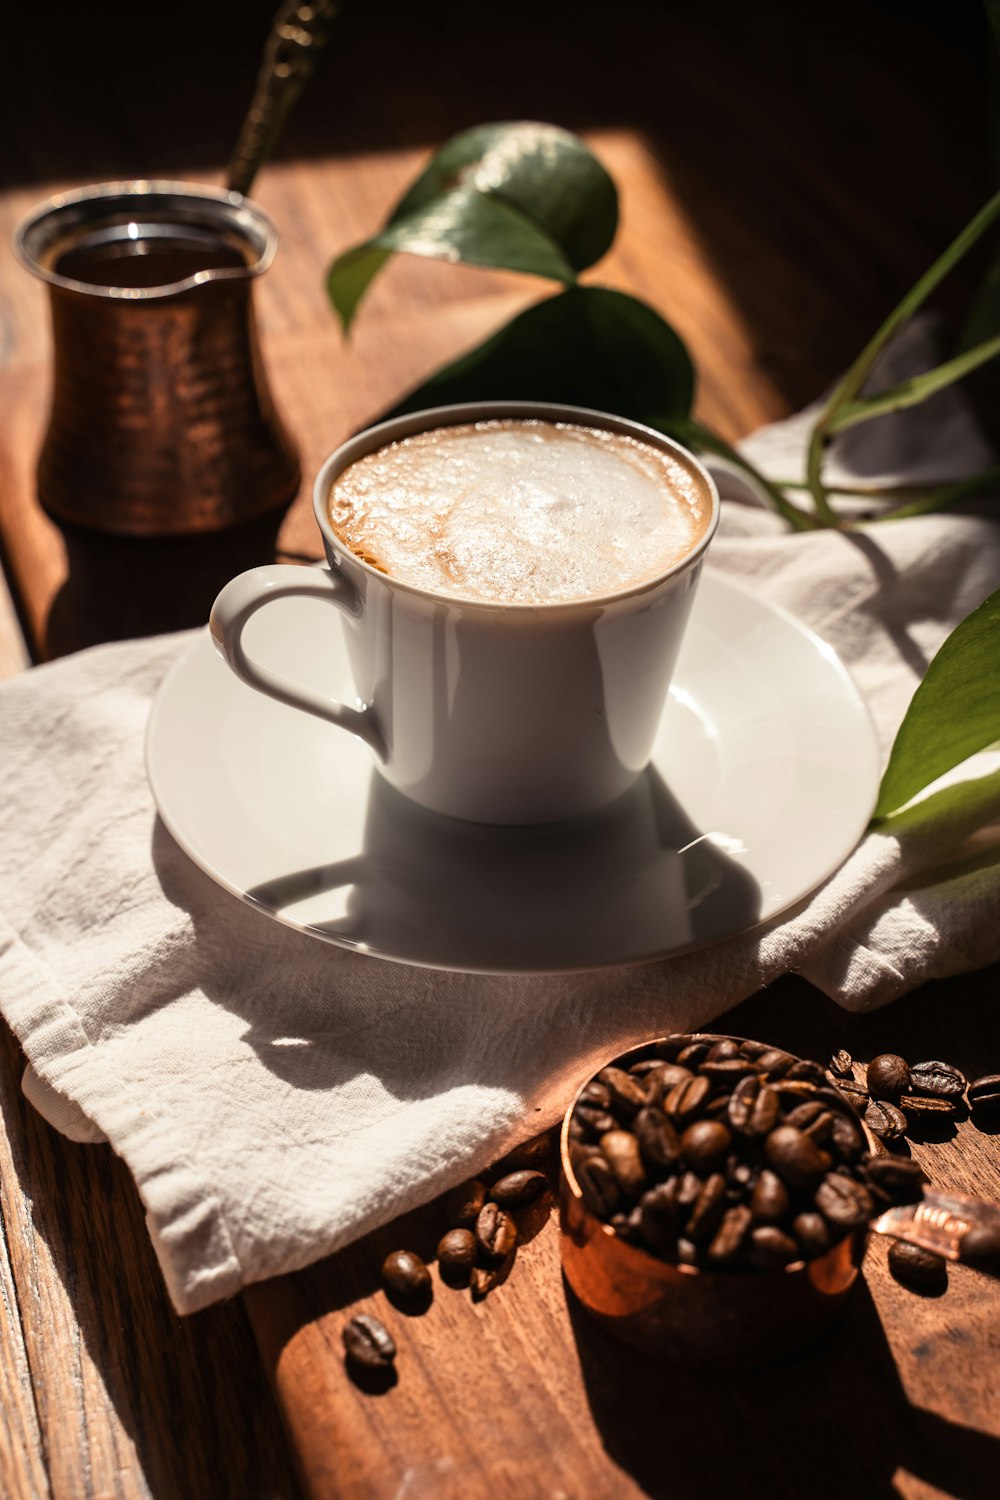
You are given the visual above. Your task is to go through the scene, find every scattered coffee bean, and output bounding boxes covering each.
[681,1119,732,1173]
[490,1170,548,1208]
[445,1178,487,1228]
[601,1129,648,1195]
[862,1155,928,1204]
[888,1241,948,1291]
[475,1203,518,1264]
[470,1265,499,1301]
[899,1093,959,1122]
[437,1229,476,1283]
[832,1079,869,1114]
[828,1049,854,1079]
[343,1314,396,1369]
[908,1060,967,1100]
[968,1074,1000,1117]
[381,1249,431,1300]
[867,1054,911,1100]
[864,1098,908,1143]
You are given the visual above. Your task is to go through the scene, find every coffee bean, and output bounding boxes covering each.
[784,1099,825,1130]
[802,1110,836,1147]
[381,1250,431,1300]
[634,1107,683,1171]
[786,1059,827,1085]
[699,1057,754,1084]
[490,1170,548,1208]
[686,1173,727,1241]
[676,1042,710,1067]
[728,1076,779,1137]
[755,1048,796,1078]
[793,1212,832,1259]
[343,1314,396,1369]
[576,1154,621,1217]
[707,1039,741,1061]
[445,1178,487,1228]
[675,1169,705,1224]
[832,1079,869,1114]
[470,1265,500,1301]
[829,1109,865,1161]
[815,1172,873,1231]
[864,1098,908,1143]
[580,1079,612,1108]
[968,1074,1000,1117]
[899,1093,959,1121]
[643,1063,694,1106]
[739,1039,772,1060]
[777,1079,822,1102]
[908,1060,967,1100]
[681,1119,732,1173]
[707,1205,753,1265]
[597,1066,647,1117]
[653,1034,692,1060]
[600,1129,648,1196]
[628,1058,671,1077]
[475,1202,518,1263]
[862,1155,928,1204]
[639,1181,680,1253]
[888,1241,947,1291]
[764,1125,831,1189]
[828,1049,854,1079]
[437,1229,476,1284]
[750,1169,790,1225]
[867,1054,911,1099]
[494,1130,552,1174]
[749,1225,800,1269]
[676,1237,700,1266]
[664,1073,711,1124]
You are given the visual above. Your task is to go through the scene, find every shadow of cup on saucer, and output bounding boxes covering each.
[246,765,762,973]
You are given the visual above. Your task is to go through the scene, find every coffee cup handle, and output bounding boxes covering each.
[209,565,386,757]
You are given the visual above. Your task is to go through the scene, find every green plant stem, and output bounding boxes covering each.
[878,466,1000,520]
[678,420,818,531]
[828,333,1000,434]
[803,188,1000,525]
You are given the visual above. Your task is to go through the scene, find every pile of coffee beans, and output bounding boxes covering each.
[823,1049,999,1145]
[568,1033,928,1273]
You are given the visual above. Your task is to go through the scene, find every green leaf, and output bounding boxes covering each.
[327,122,618,331]
[874,587,1000,819]
[827,333,1000,433]
[385,285,694,427]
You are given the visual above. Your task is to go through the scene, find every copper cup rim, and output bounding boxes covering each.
[560,1032,879,1283]
[13,179,279,301]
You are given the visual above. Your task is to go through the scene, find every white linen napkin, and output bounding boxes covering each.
[2,325,999,1313]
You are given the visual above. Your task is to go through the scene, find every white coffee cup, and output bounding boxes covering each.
[209,401,719,824]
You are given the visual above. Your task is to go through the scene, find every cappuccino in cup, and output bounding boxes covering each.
[211,402,719,823]
[327,418,711,605]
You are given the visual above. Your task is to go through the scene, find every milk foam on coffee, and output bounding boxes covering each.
[327,419,709,605]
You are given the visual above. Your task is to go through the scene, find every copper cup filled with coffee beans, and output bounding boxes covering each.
[559,1032,909,1369]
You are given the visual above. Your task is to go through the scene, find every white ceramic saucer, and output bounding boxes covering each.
[146,571,879,973]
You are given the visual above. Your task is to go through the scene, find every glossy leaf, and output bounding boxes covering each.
[327,123,617,330]
[874,587,1000,818]
[385,285,694,427]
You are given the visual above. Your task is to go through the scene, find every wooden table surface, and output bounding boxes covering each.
[1,5,998,1497]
